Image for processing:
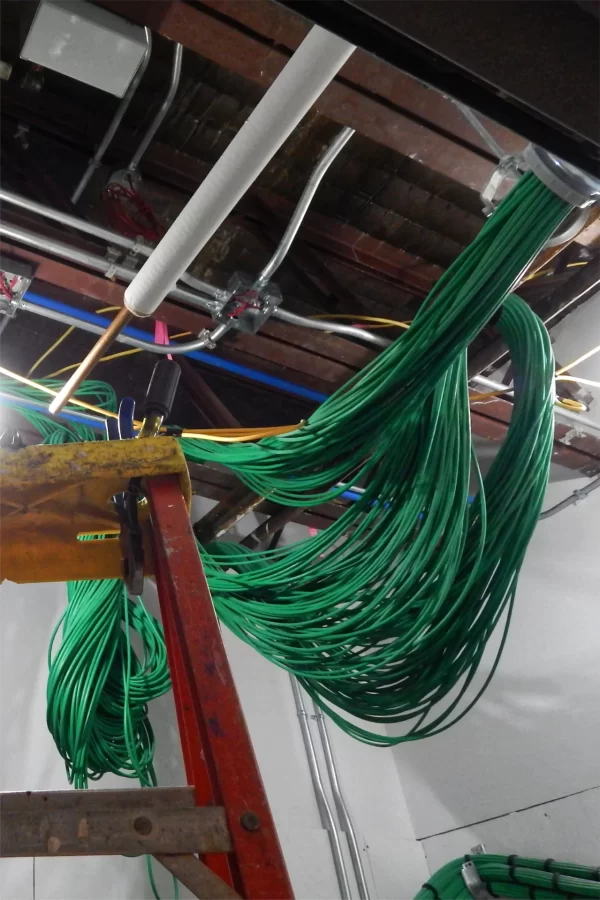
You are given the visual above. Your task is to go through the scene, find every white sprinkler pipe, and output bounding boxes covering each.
[124,26,355,317]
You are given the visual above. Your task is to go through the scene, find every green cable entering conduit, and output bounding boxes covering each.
[415,854,600,899]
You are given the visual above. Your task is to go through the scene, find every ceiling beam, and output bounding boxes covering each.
[95,0,515,193]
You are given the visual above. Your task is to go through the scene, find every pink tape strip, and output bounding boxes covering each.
[154,319,172,360]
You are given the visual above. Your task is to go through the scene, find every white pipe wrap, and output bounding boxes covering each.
[124,26,355,317]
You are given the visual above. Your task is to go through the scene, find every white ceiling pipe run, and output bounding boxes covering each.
[124,26,355,317]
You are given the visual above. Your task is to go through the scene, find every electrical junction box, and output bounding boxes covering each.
[20,0,147,97]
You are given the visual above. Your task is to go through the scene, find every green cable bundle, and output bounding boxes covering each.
[415,854,600,899]
[0,377,116,443]
[181,171,571,746]
[5,170,572,754]
[47,578,170,789]
[1,378,173,787]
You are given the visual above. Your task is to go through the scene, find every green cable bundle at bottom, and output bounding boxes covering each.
[416,854,600,900]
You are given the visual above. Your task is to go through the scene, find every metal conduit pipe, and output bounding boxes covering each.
[71,27,152,204]
[453,100,507,161]
[20,293,329,404]
[0,221,222,313]
[20,298,229,356]
[127,42,183,174]
[311,703,371,900]
[0,188,226,301]
[0,220,389,348]
[470,373,600,435]
[539,473,600,519]
[289,676,352,900]
[256,127,355,287]
[273,308,390,349]
[7,215,600,432]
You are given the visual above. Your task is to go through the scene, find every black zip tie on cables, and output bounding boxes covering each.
[508,864,522,885]
[544,858,556,871]
[421,883,440,900]
[483,880,498,897]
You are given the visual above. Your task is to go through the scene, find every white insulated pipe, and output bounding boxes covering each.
[124,26,355,317]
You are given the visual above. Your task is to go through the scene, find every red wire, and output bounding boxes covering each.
[103,182,162,242]
[0,274,14,301]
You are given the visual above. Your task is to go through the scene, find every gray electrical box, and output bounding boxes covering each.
[20,0,147,97]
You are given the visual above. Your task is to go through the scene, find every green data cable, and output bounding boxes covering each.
[1,380,176,899]
[415,854,600,900]
[5,171,573,756]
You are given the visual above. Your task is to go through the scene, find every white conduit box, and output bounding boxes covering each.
[20,0,147,97]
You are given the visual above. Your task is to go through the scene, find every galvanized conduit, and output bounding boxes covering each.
[0,188,226,301]
[127,42,184,174]
[539,472,600,519]
[0,218,389,348]
[256,126,355,287]
[19,297,229,356]
[71,27,152,204]
[289,676,352,900]
[311,702,371,900]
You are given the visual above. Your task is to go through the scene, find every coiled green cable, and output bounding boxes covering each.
[6,171,572,758]
[415,854,600,899]
[180,172,570,746]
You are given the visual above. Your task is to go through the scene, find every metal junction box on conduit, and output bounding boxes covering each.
[20,0,147,97]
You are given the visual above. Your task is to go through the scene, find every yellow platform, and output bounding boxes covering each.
[0,437,190,584]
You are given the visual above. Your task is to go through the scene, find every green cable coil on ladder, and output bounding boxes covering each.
[415,854,600,899]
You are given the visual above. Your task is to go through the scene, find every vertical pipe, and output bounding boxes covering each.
[290,676,352,900]
[71,27,152,204]
[127,42,183,174]
[256,126,355,287]
[312,703,372,900]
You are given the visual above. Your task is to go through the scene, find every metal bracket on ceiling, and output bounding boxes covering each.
[480,155,523,215]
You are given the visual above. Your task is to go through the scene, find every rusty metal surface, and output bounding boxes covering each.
[0,788,230,858]
[156,853,242,900]
[0,437,190,584]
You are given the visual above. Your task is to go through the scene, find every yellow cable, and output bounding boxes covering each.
[556,342,600,375]
[310,313,410,329]
[0,365,129,422]
[0,364,302,442]
[26,306,125,378]
[27,327,75,377]
[469,389,508,403]
[521,260,588,283]
[45,332,193,379]
[555,397,588,412]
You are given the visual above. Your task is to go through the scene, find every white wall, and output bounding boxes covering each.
[392,297,600,873]
[0,497,427,900]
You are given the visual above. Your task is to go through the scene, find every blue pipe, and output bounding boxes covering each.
[24,292,329,405]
